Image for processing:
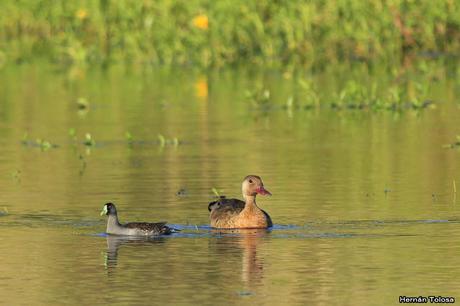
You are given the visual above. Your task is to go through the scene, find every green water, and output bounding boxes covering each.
[0,62,459,305]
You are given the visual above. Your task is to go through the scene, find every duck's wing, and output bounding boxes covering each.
[208,197,245,228]
[208,197,245,215]
[262,210,273,227]
[124,222,173,235]
[208,196,245,212]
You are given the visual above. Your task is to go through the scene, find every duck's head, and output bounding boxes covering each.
[242,175,271,197]
[101,203,117,216]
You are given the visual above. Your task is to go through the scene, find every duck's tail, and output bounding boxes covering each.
[164,226,181,235]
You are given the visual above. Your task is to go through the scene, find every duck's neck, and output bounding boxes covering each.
[243,195,259,212]
[107,214,122,232]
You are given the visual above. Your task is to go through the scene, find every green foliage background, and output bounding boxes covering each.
[0,0,459,67]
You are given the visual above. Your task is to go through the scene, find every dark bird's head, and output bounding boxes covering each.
[101,203,117,216]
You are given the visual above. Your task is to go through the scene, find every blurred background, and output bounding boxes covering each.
[0,0,459,67]
[0,1,460,305]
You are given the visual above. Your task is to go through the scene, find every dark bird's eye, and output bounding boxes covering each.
[248,179,253,183]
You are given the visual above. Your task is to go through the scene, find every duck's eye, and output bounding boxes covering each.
[248,179,253,183]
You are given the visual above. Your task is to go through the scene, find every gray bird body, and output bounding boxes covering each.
[102,203,174,236]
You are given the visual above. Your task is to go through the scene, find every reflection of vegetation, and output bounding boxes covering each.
[0,207,8,216]
[11,170,21,182]
[245,88,271,110]
[83,133,96,147]
[68,128,77,141]
[78,154,87,176]
[125,132,133,143]
[444,136,460,149]
[76,97,89,110]
[298,79,320,109]
[1,1,459,67]
[21,135,58,151]
[158,134,180,147]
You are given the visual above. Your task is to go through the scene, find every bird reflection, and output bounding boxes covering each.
[210,228,270,284]
[104,235,166,273]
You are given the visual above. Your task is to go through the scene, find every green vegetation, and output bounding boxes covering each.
[69,128,77,141]
[125,131,133,143]
[21,135,58,150]
[246,87,271,110]
[158,134,180,147]
[211,188,221,198]
[0,207,8,216]
[76,97,89,110]
[0,0,459,68]
[445,136,460,149]
[83,133,96,146]
[246,76,434,112]
[10,170,21,182]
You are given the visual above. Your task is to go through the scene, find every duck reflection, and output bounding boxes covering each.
[210,228,270,284]
[104,235,166,272]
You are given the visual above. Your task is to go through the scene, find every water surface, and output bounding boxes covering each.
[0,62,459,305]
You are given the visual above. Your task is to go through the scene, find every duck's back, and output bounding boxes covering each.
[208,197,245,212]
[208,196,272,228]
[208,197,245,228]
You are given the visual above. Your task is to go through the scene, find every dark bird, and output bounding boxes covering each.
[100,203,176,236]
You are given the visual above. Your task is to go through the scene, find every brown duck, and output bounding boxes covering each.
[208,175,272,229]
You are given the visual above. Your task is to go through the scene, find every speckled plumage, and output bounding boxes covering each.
[101,203,175,236]
[123,222,172,235]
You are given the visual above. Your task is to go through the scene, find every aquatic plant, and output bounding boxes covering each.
[212,187,225,198]
[158,134,166,147]
[78,153,87,176]
[245,87,271,110]
[335,80,376,110]
[21,135,58,151]
[69,128,77,141]
[158,134,180,147]
[77,97,89,110]
[0,207,8,216]
[125,131,134,147]
[298,79,320,109]
[11,170,21,182]
[125,132,133,142]
[454,180,457,204]
[22,132,28,143]
[83,133,95,146]
[36,139,53,151]
[444,136,460,149]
